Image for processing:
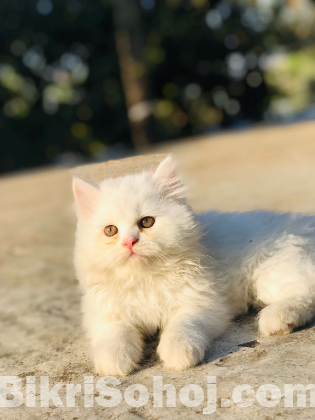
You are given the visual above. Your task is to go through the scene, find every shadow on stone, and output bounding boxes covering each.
[205,312,259,363]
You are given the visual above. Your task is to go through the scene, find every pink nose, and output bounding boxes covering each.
[122,237,139,250]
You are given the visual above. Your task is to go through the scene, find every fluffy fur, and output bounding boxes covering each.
[73,157,315,376]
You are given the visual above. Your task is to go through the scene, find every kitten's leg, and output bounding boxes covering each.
[258,293,315,336]
[83,292,143,376]
[91,321,143,376]
[252,246,315,336]
[157,306,229,371]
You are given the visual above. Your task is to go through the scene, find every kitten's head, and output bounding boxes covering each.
[73,157,197,272]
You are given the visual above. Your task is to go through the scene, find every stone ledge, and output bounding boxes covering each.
[1,122,315,419]
[72,153,168,185]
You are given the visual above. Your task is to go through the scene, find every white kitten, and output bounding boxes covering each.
[73,157,315,376]
[73,157,230,376]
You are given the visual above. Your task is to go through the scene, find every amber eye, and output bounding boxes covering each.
[104,225,118,237]
[139,216,155,229]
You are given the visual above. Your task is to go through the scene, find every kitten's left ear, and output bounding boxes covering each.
[73,178,100,217]
[153,156,185,202]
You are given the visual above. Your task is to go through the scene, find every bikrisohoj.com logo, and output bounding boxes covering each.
[1,375,315,412]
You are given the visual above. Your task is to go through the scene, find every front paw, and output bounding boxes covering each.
[157,334,206,371]
[94,348,141,377]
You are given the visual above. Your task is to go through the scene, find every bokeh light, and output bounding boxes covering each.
[0,0,315,173]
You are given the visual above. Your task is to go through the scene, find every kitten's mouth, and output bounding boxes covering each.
[127,249,142,259]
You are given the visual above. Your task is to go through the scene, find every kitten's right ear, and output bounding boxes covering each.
[72,178,100,217]
[153,156,185,202]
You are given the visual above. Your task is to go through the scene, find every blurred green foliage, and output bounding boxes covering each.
[1,0,127,172]
[265,46,315,116]
[0,0,314,173]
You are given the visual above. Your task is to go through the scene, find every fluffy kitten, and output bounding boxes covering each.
[73,157,315,376]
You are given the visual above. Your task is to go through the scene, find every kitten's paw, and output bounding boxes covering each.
[258,303,299,337]
[157,334,206,371]
[94,350,140,377]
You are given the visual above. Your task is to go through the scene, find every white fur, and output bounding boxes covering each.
[197,211,315,337]
[73,157,315,376]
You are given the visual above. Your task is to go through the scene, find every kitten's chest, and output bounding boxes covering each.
[107,274,173,333]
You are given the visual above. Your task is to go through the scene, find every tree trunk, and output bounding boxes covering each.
[112,0,151,149]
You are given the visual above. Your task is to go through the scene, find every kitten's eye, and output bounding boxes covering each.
[104,225,118,237]
[139,216,155,229]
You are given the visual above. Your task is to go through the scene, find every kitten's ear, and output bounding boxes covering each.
[153,156,185,201]
[72,178,100,217]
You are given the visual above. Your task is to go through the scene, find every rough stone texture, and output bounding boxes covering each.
[1,121,315,419]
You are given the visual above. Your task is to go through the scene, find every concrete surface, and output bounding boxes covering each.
[1,121,315,419]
